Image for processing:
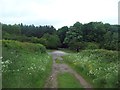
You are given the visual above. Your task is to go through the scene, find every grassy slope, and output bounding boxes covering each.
[63,49,119,88]
[2,40,52,88]
[57,72,83,88]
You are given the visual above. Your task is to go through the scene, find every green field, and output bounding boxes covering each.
[1,40,119,88]
[57,72,83,88]
[1,16,119,89]
[63,49,119,88]
[2,40,52,88]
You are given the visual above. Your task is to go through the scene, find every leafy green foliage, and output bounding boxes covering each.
[20,24,56,38]
[2,24,21,35]
[63,22,119,51]
[2,40,52,88]
[68,41,99,51]
[82,22,106,42]
[57,26,69,43]
[57,26,69,47]
[2,22,119,51]
[68,40,85,51]
[2,40,46,53]
[63,49,119,88]
[40,33,61,49]
[84,42,99,50]
[64,22,83,44]
[102,32,118,50]
[3,23,56,39]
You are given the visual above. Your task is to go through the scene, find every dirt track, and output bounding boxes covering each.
[44,50,92,89]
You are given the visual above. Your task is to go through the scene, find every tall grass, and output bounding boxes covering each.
[2,40,52,88]
[63,49,119,88]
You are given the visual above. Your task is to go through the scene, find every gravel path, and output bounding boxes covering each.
[44,50,93,89]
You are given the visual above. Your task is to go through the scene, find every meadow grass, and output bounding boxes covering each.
[63,49,119,88]
[57,72,84,88]
[2,40,52,88]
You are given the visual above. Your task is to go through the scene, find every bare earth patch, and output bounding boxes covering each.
[44,50,93,89]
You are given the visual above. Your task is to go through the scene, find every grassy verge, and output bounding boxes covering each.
[57,72,84,88]
[47,49,56,52]
[2,40,52,88]
[63,49,119,88]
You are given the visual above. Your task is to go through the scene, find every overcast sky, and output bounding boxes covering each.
[0,0,119,29]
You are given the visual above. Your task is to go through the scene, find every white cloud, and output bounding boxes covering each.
[0,0,119,29]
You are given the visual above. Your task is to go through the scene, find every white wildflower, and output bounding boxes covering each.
[0,57,3,59]
[1,61,4,64]
[41,68,45,71]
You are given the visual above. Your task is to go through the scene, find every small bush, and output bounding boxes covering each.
[68,41,85,51]
[84,42,99,50]
[41,34,61,49]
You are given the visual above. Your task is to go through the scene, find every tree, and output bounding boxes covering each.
[2,24,21,35]
[64,22,83,45]
[2,22,119,51]
[68,39,85,52]
[57,26,68,43]
[111,32,118,50]
[41,33,61,49]
[82,22,106,42]
[57,26,69,47]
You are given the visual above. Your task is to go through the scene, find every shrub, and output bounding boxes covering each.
[2,43,52,88]
[63,49,119,88]
[68,40,85,51]
[41,34,61,49]
[84,42,99,50]
[2,40,46,53]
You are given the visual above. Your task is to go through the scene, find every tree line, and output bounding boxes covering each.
[2,22,120,51]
